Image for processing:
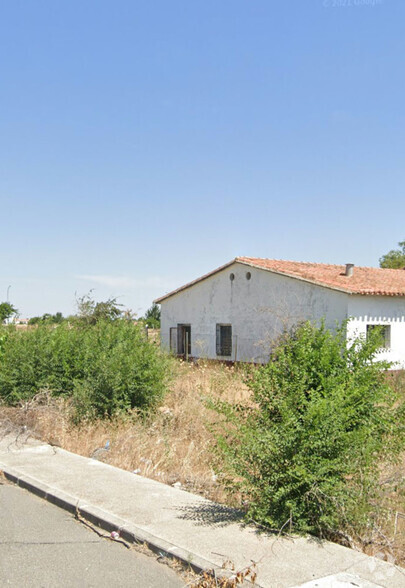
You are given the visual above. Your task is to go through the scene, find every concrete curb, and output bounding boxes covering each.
[1,464,258,586]
[2,439,402,588]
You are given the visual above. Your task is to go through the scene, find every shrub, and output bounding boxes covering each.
[0,327,8,360]
[0,321,170,418]
[212,321,405,537]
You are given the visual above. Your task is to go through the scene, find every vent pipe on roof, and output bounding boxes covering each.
[345,263,354,277]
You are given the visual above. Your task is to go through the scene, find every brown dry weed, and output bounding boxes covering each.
[0,360,250,503]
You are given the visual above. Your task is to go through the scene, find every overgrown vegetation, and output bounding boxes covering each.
[0,329,7,360]
[211,321,405,538]
[2,312,405,563]
[0,296,169,419]
[2,358,405,564]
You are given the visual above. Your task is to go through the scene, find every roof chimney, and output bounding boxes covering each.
[345,263,354,277]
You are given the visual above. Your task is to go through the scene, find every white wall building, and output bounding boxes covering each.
[155,257,405,368]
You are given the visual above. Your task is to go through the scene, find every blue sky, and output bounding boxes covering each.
[1,0,404,317]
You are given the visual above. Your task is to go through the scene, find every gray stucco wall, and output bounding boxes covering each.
[160,262,349,362]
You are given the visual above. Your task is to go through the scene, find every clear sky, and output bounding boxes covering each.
[1,0,404,318]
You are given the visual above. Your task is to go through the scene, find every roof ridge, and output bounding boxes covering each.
[236,257,405,271]
[237,256,345,266]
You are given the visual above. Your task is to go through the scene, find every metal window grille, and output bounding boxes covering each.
[216,324,232,357]
[366,324,391,349]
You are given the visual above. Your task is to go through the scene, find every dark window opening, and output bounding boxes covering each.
[366,324,391,349]
[177,324,191,356]
[216,324,232,357]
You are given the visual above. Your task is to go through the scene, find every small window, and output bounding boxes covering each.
[216,324,232,357]
[229,273,235,281]
[366,324,391,349]
[246,272,251,280]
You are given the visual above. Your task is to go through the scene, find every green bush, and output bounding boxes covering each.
[0,321,170,418]
[212,321,405,537]
[0,327,8,360]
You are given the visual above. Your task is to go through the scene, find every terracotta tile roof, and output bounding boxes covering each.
[237,257,405,296]
[154,258,405,303]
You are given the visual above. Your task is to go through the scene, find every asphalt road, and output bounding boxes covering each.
[0,482,185,587]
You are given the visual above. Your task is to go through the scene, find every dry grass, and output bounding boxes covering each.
[0,360,251,503]
[2,361,405,568]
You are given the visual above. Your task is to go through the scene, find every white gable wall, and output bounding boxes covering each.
[347,295,405,368]
[160,262,349,362]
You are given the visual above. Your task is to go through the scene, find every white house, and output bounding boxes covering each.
[155,257,405,367]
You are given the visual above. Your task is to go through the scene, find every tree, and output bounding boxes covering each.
[74,293,124,325]
[0,302,17,324]
[28,312,64,326]
[144,303,161,329]
[379,240,405,269]
[28,316,40,326]
[212,321,405,537]
[53,312,64,324]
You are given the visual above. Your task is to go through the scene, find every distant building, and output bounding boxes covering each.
[155,257,405,367]
[14,317,29,325]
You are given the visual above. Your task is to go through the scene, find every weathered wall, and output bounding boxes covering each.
[347,295,405,368]
[160,262,349,362]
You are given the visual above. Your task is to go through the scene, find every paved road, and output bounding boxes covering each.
[0,483,185,587]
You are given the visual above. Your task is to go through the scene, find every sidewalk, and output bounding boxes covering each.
[0,432,403,588]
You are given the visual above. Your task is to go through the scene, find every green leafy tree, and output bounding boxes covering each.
[0,302,17,324]
[28,316,41,326]
[379,240,405,269]
[74,293,124,325]
[28,312,64,326]
[50,312,64,324]
[144,303,161,328]
[212,321,405,537]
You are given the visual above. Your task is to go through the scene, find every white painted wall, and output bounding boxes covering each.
[160,262,349,363]
[347,295,405,368]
